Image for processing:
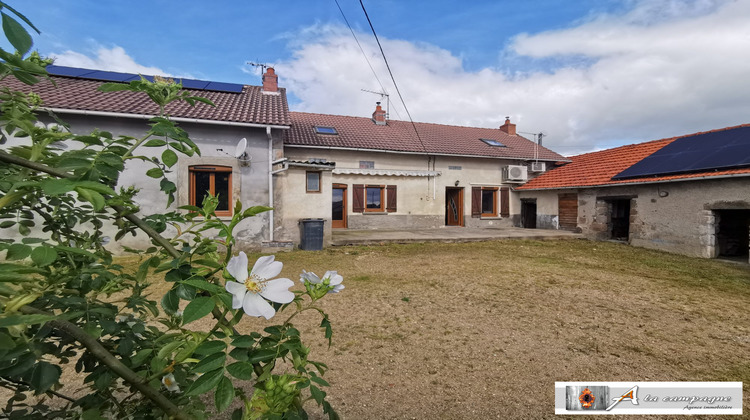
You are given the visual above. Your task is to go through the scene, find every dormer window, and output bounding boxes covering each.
[315,126,338,135]
[480,138,506,147]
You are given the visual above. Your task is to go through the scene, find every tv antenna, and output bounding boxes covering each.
[519,131,547,162]
[361,89,390,119]
[247,61,269,73]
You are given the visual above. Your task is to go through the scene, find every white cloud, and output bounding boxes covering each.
[278,0,750,155]
[50,45,172,76]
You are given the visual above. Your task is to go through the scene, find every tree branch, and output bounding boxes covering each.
[0,150,180,259]
[19,306,189,420]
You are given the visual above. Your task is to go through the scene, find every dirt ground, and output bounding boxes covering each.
[6,239,750,419]
[241,239,750,419]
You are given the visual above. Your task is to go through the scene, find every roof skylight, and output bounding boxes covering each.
[314,126,338,135]
[480,138,506,147]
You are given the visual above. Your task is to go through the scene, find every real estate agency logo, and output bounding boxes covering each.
[567,385,639,411]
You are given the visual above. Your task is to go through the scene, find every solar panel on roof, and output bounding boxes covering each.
[44,65,245,93]
[205,81,243,93]
[480,138,505,147]
[613,125,750,179]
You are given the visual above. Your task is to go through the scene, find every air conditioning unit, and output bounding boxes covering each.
[503,165,528,183]
[530,161,546,172]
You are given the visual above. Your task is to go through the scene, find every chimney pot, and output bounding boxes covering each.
[372,102,387,125]
[262,67,278,92]
[500,116,516,136]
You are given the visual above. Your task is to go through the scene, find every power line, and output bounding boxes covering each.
[358,0,427,153]
[332,0,402,120]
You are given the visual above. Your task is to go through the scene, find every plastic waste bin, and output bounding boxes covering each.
[299,218,325,250]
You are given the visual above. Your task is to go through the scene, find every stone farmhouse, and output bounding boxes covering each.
[517,125,750,262]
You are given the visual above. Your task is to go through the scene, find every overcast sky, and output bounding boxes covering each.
[9,0,750,155]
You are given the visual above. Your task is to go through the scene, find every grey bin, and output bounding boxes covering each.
[299,218,325,251]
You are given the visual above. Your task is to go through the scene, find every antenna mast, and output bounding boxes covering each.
[361,89,390,119]
[247,61,269,73]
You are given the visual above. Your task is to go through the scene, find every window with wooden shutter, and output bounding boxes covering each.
[386,185,397,212]
[471,187,481,218]
[352,184,365,212]
[500,187,510,218]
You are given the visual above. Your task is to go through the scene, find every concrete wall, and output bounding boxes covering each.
[517,190,561,229]
[26,113,279,253]
[278,147,528,242]
[273,167,333,247]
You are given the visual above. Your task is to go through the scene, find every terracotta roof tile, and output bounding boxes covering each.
[284,111,567,161]
[517,123,750,190]
[2,73,291,126]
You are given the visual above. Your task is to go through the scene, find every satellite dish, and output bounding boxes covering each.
[234,138,247,158]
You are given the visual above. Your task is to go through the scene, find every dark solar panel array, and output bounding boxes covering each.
[613,125,750,179]
[46,65,244,93]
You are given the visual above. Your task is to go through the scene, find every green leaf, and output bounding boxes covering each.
[40,178,76,195]
[76,187,106,211]
[310,375,330,387]
[180,278,224,294]
[1,12,32,55]
[194,340,227,356]
[156,341,183,360]
[146,167,164,178]
[309,384,326,405]
[231,335,255,348]
[30,362,61,394]
[144,139,167,147]
[162,149,178,168]
[242,206,273,218]
[247,348,277,364]
[215,376,234,412]
[226,362,254,380]
[193,352,226,373]
[73,181,117,196]
[0,314,55,328]
[161,289,179,315]
[5,243,31,260]
[184,367,223,396]
[130,349,153,367]
[0,221,14,228]
[181,296,215,325]
[30,246,57,266]
[0,331,15,349]
[175,283,197,301]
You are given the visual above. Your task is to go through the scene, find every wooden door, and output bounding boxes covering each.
[521,199,537,228]
[558,193,578,231]
[445,187,463,226]
[332,184,347,228]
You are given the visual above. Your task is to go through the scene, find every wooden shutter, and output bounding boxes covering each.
[471,187,481,218]
[500,187,510,218]
[386,185,397,212]
[352,184,365,212]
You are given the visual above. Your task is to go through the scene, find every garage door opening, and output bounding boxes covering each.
[715,209,750,260]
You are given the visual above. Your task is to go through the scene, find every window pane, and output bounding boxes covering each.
[359,160,374,169]
[215,173,230,211]
[366,187,381,209]
[332,189,344,220]
[307,172,320,191]
[482,189,495,214]
[194,172,211,207]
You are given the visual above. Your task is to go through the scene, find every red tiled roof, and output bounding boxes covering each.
[2,74,291,126]
[284,111,567,161]
[517,124,750,190]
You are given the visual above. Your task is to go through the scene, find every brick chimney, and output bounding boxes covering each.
[372,102,386,125]
[262,67,278,93]
[500,116,516,136]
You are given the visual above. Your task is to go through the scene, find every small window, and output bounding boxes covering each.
[481,187,498,217]
[359,160,375,169]
[365,186,384,211]
[480,138,506,147]
[189,165,232,217]
[448,165,462,170]
[314,126,338,135]
[306,171,321,192]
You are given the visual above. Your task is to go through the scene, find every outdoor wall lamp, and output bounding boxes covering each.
[455,180,460,186]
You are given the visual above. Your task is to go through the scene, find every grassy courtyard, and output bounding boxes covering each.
[225,239,750,419]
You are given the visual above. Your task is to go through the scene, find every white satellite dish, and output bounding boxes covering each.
[234,137,248,158]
